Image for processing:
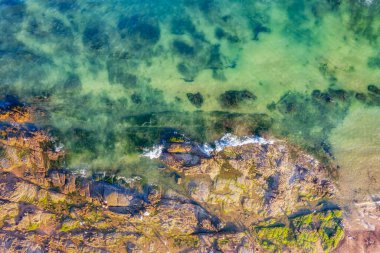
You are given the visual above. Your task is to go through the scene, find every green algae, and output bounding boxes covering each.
[186,92,204,108]
[26,222,40,231]
[219,90,257,108]
[218,161,242,181]
[253,208,343,252]
[173,235,200,249]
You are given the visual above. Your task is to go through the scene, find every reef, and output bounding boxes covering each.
[0,101,368,252]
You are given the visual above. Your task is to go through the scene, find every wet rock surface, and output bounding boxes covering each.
[0,102,377,252]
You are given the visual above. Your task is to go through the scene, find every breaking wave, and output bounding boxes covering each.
[142,145,164,159]
[143,133,274,159]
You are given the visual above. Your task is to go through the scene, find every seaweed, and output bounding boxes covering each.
[274,89,352,164]
[215,27,226,40]
[50,0,77,12]
[177,62,198,81]
[173,40,195,56]
[207,44,223,70]
[186,92,204,108]
[50,18,71,37]
[326,88,349,102]
[326,0,342,11]
[286,1,308,25]
[215,26,239,43]
[318,63,337,82]
[0,0,26,23]
[368,84,380,95]
[212,69,226,81]
[198,0,214,14]
[219,90,257,108]
[82,25,109,51]
[267,102,276,111]
[117,15,160,45]
[107,61,137,87]
[63,74,82,91]
[367,55,380,69]
[355,92,366,101]
[64,128,97,154]
[347,1,378,42]
[131,93,142,104]
[170,17,196,35]
[123,113,158,127]
[251,21,271,41]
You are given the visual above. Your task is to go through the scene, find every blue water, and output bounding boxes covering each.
[0,0,379,182]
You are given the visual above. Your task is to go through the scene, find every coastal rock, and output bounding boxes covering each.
[0,96,31,123]
[160,138,335,219]
[90,181,144,213]
[0,103,360,252]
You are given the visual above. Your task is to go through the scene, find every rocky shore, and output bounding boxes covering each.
[0,100,378,252]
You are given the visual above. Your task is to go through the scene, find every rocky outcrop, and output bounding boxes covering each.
[0,101,347,252]
[160,139,335,221]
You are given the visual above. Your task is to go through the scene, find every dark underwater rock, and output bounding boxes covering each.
[82,25,109,51]
[186,92,204,108]
[311,88,349,103]
[368,84,380,95]
[63,74,82,91]
[368,56,380,69]
[170,17,196,35]
[219,90,257,108]
[252,22,271,40]
[327,88,349,101]
[0,0,26,23]
[131,93,142,104]
[173,40,195,56]
[107,61,138,87]
[207,44,223,70]
[117,15,160,45]
[177,62,198,81]
[327,0,342,11]
[215,27,226,39]
[50,18,72,37]
[355,92,366,101]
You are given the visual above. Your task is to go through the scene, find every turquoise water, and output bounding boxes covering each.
[1,0,380,195]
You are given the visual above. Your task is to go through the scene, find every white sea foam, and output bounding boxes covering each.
[199,143,214,156]
[142,134,273,159]
[214,133,274,152]
[142,145,164,159]
[72,167,89,177]
[54,143,65,152]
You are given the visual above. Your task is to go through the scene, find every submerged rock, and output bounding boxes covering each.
[219,90,257,108]
[368,84,380,95]
[173,40,195,56]
[118,15,161,45]
[186,92,204,108]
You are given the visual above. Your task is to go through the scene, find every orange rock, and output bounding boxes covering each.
[167,143,192,153]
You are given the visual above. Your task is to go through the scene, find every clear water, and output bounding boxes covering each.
[1,0,380,199]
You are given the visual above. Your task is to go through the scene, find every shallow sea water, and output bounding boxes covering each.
[0,0,380,200]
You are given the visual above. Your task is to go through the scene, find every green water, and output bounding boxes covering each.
[1,0,380,194]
